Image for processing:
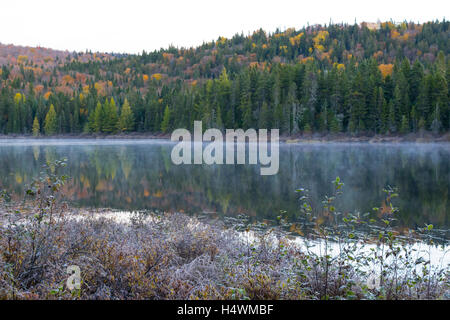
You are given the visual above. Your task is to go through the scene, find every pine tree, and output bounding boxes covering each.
[218,67,231,111]
[328,110,340,133]
[161,105,171,133]
[318,105,328,132]
[288,82,299,134]
[349,91,365,133]
[32,116,40,136]
[418,117,426,131]
[417,75,432,125]
[400,115,409,134]
[216,105,223,130]
[430,104,442,134]
[87,108,96,133]
[73,102,80,133]
[118,99,135,132]
[376,87,387,133]
[94,102,105,133]
[258,101,271,129]
[239,73,253,129]
[303,123,312,134]
[44,104,58,135]
[241,96,253,130]
[410,105,418,132]
[388,101,397,133]
[103,98,118,133]
[431,71,448,130]
[409,60,424,105]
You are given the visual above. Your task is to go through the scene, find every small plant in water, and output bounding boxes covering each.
[293,177,449,300]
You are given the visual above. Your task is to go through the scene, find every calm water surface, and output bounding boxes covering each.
[0,139,448,232]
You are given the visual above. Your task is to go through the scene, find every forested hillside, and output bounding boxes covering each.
[0,20,448,135]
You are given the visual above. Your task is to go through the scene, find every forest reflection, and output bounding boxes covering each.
[0,140,448,231]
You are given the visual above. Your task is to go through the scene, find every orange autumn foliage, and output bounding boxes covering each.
[62,75,74,85]
[300,56,314,64]
[162,53,174,61]
[373,51,383,59]
[43,91,52,100]
[55,86,73,95]
[391,30,400,39]
[378,64,394,78]
[76,73,87,84]
[34,85,44,95]
[94,82,106,95]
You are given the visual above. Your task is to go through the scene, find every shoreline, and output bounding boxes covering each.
[0,131,450,144]
[0,132,450,144]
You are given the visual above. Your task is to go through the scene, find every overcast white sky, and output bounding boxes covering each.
[0,0,447,54]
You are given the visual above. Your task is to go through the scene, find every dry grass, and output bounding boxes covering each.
[0,207,448,300]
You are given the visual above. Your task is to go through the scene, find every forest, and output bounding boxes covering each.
[0,20,448,135]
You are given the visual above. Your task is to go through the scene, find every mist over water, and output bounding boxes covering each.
[0,139,448,233]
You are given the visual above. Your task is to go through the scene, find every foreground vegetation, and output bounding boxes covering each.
[0,160,448,300]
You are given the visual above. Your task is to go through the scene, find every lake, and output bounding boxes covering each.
[0,139,448,235]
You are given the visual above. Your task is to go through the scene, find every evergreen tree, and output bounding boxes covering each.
[161,105,171,133]
[32,116,40,136]
[241,96,253,130]
[216,105,223,130]
[409,60,424,105]
[418,117,426,131]
[94,101,105,133]
[44,104,58,135]
[430,104,442,134]
[87,108,96,133]
[328,110,340,133]
[400,115,409,134]
[388,101,397,133]
[303,123,312,134]
[103,98,118,133]
[118,99,135,132]
[258,101,271,129]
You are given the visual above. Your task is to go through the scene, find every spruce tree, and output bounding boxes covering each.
[400,115,409,134]
[44,104,58,135]
[328,110,340,133]
[259,101,271,129]
[94,101,105,133]
[32,116,40,136]
[103,98,118,133]
[161,105,171,133]
[430,104,442,134]
[118,99,135,132]
[87,108,96,133]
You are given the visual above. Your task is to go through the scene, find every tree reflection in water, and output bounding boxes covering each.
[0,140,448,231]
